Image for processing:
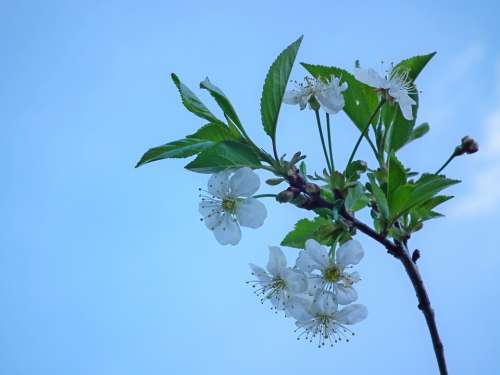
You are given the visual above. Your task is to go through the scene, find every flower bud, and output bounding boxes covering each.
[455,136,479,156]
[277,187,300,203]
[287,167,304,187]
[460,136,479,154]
[308,95,320,111]
[304,183,320,195]
[266,178,284,186]
[412,249,421,263]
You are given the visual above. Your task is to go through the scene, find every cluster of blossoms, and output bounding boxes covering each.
[283,67,417,120]
[198,167,367,347]
[248,240,367,347]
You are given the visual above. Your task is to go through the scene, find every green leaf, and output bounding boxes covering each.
[392,52,436,82]
[171,73,224,125]
[186,123,236,142]
[368,174,389,219]
[135,123,235,167]
[200,78,243,133]
[345,160,368,181]
[408,195,453,231]
[185,141,262,173]
[388,154,407,195]
[389,184,415,218]
[301,63,379,135]
[390,174,459,219]
[281,217,335,249]
[261,36,303,139]
[406,123,430,145]
[136,139,213,167]
[420,195,453,211]
[345,184,370,212]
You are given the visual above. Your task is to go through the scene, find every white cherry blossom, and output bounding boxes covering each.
[291,291,368,347]
[354,66,416,120]
[296,239,364,305]
[199,167,267,245]
[283,76,348,115]
[248,246,308,312]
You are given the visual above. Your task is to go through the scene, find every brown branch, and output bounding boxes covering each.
[285,172,448,375]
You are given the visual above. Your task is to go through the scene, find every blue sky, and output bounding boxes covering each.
[1,1,499,374]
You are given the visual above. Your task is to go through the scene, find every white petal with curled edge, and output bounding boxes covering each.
[284,269,308,294]
[354,68,387,89]
[283,89,302,105]
[334,284,358,305]
[267,246,287,277]
[336,239,364,268]
[396,93,416,121]
[286,294,314,321]
[213,214,241,245]
[399,101,414,121]
[229,167,260,198]
[249,263,271,283]
[296,239,329,272]
[236,198,267,228]
[305,277,324,296]
[207,170,230,198]
[335,304,368,325]
[198,201,222,229]
[312,291,338,315]
[316,87,345,115]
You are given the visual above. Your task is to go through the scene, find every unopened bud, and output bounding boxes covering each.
[304,183,320,195]
[277,187,300,203]
[455,136,479,156]
[412,249,421,263]
[266,178,284,186]
[308,96,320,111]
[287,167,304,187]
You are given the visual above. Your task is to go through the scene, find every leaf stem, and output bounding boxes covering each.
[314,109,333,174]
[346,99,385,169]
[434,152,456,175]
[325,113,335,171]
[272,140,280,162]
[253,194,277,199]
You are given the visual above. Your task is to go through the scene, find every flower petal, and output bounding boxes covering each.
[295,239,329,272]
[312,291,338,315]
[207,170,231,198]
[229,167,260,198]
[335,304,368,325]
[336,240,364,268]
[315,86,345,115]
[213,214,241,245]
[284,269,308,294]
[354,68,387,89]
[249,263,271,283]
[198,201,222,230]
[267,246,287,276]
[397,94,416,121]
[236,198,267,228]
[334,284,358,305]
[286,294,314,321]
[399,102,414,120]
[283,89,302,105]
